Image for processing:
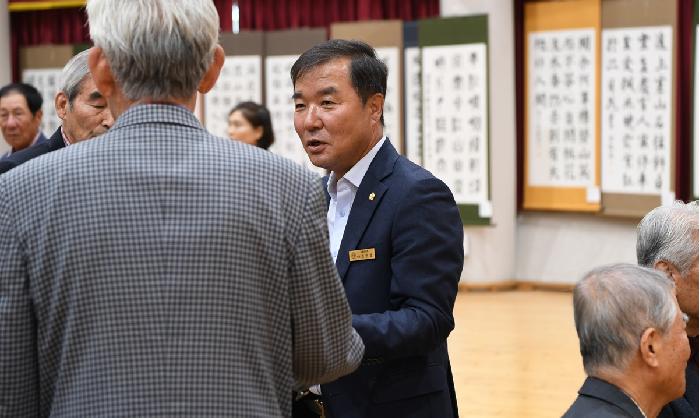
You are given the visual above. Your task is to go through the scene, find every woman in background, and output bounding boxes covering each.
[227,101,275,150]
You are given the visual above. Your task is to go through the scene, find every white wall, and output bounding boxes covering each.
[0,0,11,153]
[442,0,638,284]
[516,212,637,283]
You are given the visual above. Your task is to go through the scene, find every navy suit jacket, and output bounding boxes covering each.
[320,140,464,418]
[659,336,699,418]
[0,129,63,175]
[562,377,645,418]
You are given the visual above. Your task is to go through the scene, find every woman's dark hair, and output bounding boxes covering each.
[229,101,275,149]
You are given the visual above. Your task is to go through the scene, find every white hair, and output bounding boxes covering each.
[60,49,91,104]
[637,200,699,274]
[574,263,678,376]
[86,0,220,101]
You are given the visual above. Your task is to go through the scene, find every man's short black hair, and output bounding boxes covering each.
[0,83,43,115]
[291,39,387,124]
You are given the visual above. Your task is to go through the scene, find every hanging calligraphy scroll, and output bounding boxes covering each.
[601,27,673,195]
[331,20,405,155]
[22,68,63,136]
[204,32,263,139]
[264,29,327,176]
[600,0,677,216]
[523,0,601,212]
[404,21,423,166]
[420,15,491,225]
[19,45,80,137]
[528,29,597,188]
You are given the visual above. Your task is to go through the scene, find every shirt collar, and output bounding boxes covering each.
[60,126,72,146]
[327,136,387,193]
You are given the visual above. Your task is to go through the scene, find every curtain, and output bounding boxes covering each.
[10,0,439,81]
[215,0,440,31]
[10,7,90,81]
[676,0,694,201]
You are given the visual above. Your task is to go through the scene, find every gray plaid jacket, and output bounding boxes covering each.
[0,104,364,417]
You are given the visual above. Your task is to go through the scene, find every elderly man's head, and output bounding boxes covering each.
[85,0,224,118]
[574,264,690,406]
[637,201,699,336]
[0,83,43,152]
[55,49,113,143]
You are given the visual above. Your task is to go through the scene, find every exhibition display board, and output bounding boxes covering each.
[523,0,601,212]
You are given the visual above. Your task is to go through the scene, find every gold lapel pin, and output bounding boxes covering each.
[369,192,376,201]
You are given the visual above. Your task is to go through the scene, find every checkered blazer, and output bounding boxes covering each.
[0,104,364,418]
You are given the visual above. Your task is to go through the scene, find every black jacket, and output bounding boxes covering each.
[0,128,65,175]
[562,377,645,418]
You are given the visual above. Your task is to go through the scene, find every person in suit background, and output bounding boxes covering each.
[0,48,114,175]
[0,82,46,159]
[637,201,699,418]
[0,0,363,416]
[291,39,464,418]
[227,101,275,149]
[563,264,690,418]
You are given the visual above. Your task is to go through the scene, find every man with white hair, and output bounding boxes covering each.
[563,264,691,418]
[0,48,114,174]
[637,201,699,418]
[0,0,363,416]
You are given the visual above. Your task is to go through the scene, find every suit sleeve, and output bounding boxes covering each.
[352,177,463,359]
[0,180,39,417]
[0,159,18,175]
[288,177,365,387]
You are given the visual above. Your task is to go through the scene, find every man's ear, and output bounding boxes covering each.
[639,327,660,368]
[366,93,385,124]
[198,45,225,94]
[88,47,115,99]
[55,91,68,121]
[33,108,43,123]
[655,260,682,285]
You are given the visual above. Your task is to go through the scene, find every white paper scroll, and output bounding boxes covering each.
[601,26,673,195]
[422,43,489,207]
[204,55,262,139]
[375,47,401,154]
[22,68,63,136]
[404,47,422,165]
[528,29,596,187]
[695,25,699,198]
[265,54,324,176]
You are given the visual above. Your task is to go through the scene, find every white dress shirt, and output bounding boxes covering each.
[326,136,387,262]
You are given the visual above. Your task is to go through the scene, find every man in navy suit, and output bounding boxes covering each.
[0,83,46,159]
[564,264,691,418]
[0,49,114,175]
[292,39,464,418]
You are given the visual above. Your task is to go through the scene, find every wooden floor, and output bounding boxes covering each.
[447,290,585,418]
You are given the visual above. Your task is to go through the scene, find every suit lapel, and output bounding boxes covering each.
[48,128,67,151]
[335,140,398,281]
